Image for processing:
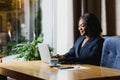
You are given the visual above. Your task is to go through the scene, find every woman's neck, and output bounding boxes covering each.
[85,36,90,40]
[81,36,90,47]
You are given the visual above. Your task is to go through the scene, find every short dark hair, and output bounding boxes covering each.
[80,13,102,37]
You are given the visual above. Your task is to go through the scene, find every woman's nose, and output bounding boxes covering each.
[78,26,81,30]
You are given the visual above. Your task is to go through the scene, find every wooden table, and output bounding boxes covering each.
[0,61,120,80]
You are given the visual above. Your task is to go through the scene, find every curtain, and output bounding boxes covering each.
[73,0,117,41]
[106,0,116,35]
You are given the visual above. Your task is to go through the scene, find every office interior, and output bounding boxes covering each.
[0,0,120,60]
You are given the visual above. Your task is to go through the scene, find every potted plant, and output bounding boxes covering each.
[3,33,54,61]
[14,33,44,61]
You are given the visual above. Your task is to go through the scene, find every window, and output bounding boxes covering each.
[0,0,41,56]
[41,0,74,54]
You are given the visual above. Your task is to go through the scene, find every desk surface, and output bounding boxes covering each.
[0,61,120,80]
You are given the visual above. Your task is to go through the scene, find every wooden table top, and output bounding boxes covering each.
[0,61,120,80]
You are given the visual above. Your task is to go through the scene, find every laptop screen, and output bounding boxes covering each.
[38,43,51,63]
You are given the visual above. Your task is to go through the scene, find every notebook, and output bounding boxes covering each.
[38,43,51,63]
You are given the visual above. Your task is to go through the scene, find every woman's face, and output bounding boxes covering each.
[78,19,87,36]
[6,22,12,31]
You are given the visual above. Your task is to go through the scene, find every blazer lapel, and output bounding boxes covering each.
[76,36,85,57]
[79,37,94,56]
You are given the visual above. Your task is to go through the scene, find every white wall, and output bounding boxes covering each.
[56,0,74,54]
[101,0,107,35]
[116,0,120,35]
[41,0,74,54]
[41,0,53,47]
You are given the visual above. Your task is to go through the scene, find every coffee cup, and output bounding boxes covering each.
[50,58,58,66]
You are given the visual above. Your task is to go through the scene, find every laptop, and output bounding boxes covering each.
[38,43,51,63]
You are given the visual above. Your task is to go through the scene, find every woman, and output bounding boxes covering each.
[6,19,21,41]
[6,21,13,41]
[53,13,104,66]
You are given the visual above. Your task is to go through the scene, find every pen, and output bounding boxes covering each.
[59,66,74,69]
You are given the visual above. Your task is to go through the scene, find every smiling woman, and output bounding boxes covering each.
[52,13,104,66]
[78,19,87,36]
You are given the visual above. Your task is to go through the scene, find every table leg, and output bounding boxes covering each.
[0,75,7,80]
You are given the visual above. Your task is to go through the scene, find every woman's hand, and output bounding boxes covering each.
[52,54,65,61]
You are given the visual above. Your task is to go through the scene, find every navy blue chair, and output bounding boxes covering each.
[100,36,120,69]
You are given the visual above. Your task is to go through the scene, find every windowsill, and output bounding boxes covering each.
[2,54,24,62]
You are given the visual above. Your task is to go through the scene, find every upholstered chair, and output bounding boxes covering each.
[100,36,120,69]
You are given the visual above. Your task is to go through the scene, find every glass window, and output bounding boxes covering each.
[0,0,41,56]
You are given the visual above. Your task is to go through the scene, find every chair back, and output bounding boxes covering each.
[100,36,120,69]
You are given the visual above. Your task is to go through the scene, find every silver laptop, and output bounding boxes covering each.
[38,43,51,63]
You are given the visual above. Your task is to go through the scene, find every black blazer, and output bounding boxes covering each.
[63,35,104,65]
